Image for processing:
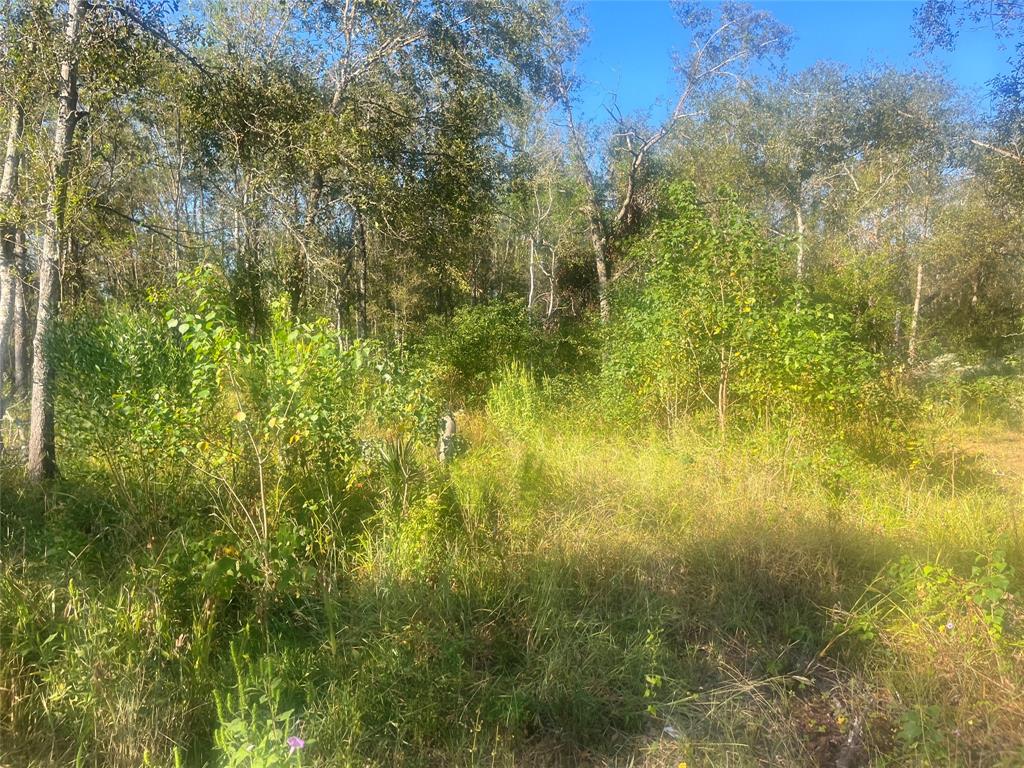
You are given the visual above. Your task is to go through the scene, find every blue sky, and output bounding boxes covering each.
[577,1,1013,121]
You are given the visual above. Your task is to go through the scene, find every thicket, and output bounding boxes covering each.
[3,224,1022,765]
[2,1,1024,762]
[602,185,893,433]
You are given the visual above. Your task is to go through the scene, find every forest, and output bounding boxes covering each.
[1,0,1023,765]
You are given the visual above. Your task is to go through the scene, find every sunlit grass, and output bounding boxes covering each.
[2,401,1023,766]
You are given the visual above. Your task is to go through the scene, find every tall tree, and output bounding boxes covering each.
[27,0,177,478]
[557,0,789,321]
[28,0,85,479]
[0,100,24,429]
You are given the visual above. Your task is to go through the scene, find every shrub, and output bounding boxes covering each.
[839,553,1024,762]
[412,298,586,406]
[50,268,440,572]
[924,371,1024,428]
[602,183,892,430]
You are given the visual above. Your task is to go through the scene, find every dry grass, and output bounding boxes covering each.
[2,405,1023,766]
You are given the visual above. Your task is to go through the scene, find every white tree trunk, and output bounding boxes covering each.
[13,229,27,393]
[0,102,25,429]
[794,203,805,280]
[527,236,536,311]
[907,260,924,366]
[546,245,557,319]
[29,0,84,480]
[590,220,611,322]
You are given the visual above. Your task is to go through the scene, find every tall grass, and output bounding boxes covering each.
[2,292,1022,766]
[3,384,1022,766]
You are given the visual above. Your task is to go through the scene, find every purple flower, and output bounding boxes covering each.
[287,736,305,756]
[945,620,955,631]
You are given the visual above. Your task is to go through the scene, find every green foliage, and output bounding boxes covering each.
[837,548,1023,762]
[815,247,906,355]
[12,1,1024,765]
[485,362,543,439]
[53,268,439,493]
[878,552,1018,644]
[4,385,1024,766]
[413,298,580,406]
[924,370,1024,428]
[213,644,307,767]
[602,183,888,429]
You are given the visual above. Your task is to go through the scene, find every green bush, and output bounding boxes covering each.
[602,183,892,430]
[412,298,588,406]
[924,372,1024,427]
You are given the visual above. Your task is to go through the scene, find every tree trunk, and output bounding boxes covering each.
[234,173,265,336]
[172,106,184,273]
[907,259,924,366]
[560,90,613,323]
[29,0,84,480]
[290,170,323,318]
[587,210,612,322]
[240,232,265,335]
[527,236,536,311]
[794,203,805,280]
[292,72,345,317]
[13,229,27,393]
[354,211,368,339]
[546,244,557,320]
[0,102,25,429]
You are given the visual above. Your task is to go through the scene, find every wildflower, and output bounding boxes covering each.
[945,620,955,631]
[287,736,305,756]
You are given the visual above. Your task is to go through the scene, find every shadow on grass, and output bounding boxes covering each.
[0,461,980,767]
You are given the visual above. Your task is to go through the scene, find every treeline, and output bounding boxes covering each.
[0,0,1022,476]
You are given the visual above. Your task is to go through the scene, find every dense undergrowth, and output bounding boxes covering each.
[3,236,1024,766]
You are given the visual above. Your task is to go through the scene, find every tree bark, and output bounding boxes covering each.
[0,101,25,429]
[13,229,27,394]
[29,0,84,480]
[233,172,266,336]
[290,170,323,317]
[794,203,805,280]
[527,235,536,311]
[292,65,346,317]
[354,210,368,339]
[559,87,613,322]
[545,243,557,320]
[590,222,611,322]
[907,259,924,366]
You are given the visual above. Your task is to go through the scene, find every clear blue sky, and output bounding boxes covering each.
[577,1,1012,121]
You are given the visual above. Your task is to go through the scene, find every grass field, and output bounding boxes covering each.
[2,391,1023,767]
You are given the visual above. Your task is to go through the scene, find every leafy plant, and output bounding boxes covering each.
[603,183,890,431]
[213,644,308,767]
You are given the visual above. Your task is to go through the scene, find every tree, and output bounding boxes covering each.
[278,0,570,321]
[0,100,24,431]
[915,0,1024,165]
[745,65,852,279]
[27,0,182,478]
[556,0,790,321]
[28,0,85,479]
[843,69,958,363]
